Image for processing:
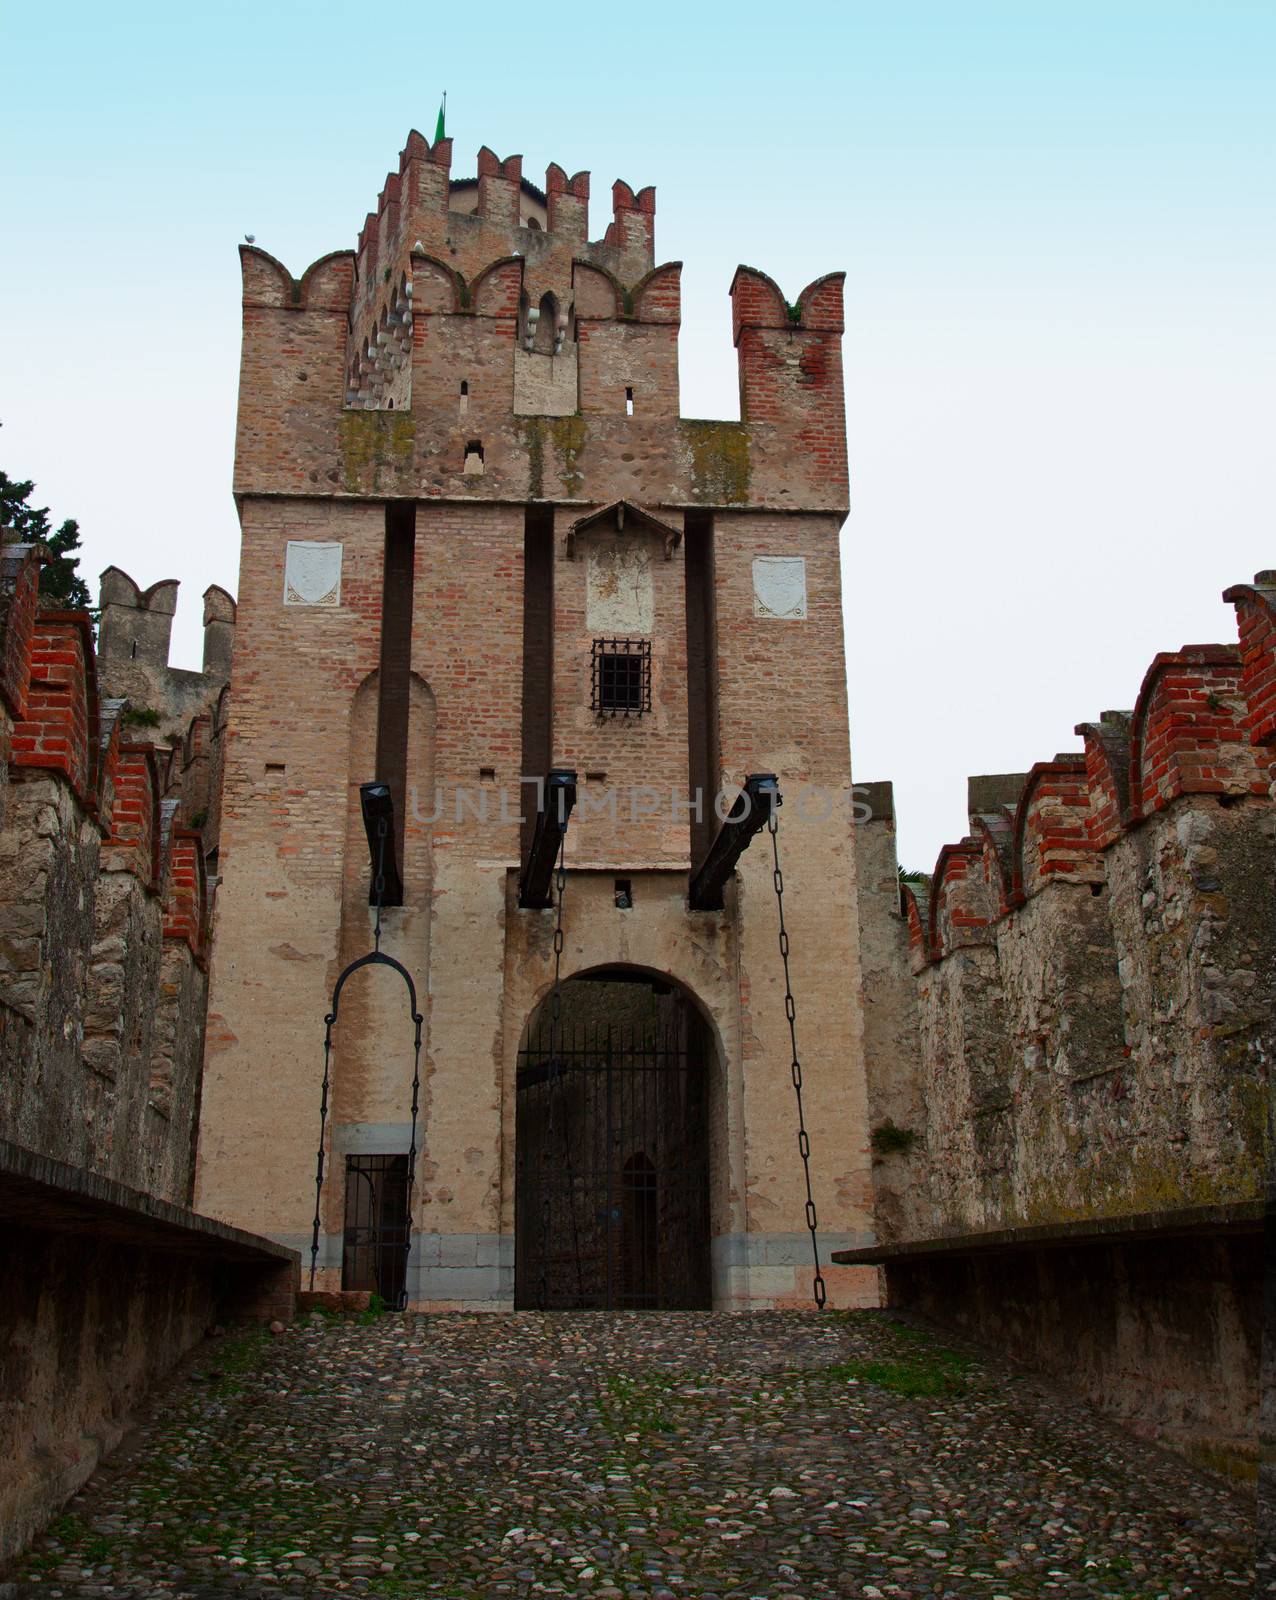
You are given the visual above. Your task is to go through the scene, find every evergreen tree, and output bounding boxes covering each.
[0,466,92,611]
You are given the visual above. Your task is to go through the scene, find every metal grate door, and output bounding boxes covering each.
[342,1154,409,1305]
[514,1018,710,1310]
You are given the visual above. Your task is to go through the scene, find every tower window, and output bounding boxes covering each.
[591,638,652,717]
[625,386,634,416]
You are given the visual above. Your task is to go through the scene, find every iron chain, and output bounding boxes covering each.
[309,1028,334,1290]
[400,1014,423,1311]
[768,800,827,1310]
[311,809,424,1308]
[539,833,568,1310]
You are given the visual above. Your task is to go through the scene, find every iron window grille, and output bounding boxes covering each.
[591,638,652,717]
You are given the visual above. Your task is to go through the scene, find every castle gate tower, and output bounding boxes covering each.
[194,129,876,1309]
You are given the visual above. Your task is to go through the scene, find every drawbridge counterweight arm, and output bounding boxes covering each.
[518,769,578,908]
[688,773,780,911]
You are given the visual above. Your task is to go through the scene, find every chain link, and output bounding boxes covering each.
[768,799,827,1310]
[373,816,387,954]
[311,809,421,1306]
[309,1028,334,1290]
[400,1013,423,1312]
[538,832,568,1311]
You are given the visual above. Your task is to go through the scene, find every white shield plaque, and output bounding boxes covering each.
[752,556,807,620]
[284,541,343,607]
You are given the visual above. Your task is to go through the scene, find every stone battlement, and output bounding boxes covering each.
[233,126,849,513]
[852,571,1274,1475]
[861,570,1274,1237]
[0,542,217,1194]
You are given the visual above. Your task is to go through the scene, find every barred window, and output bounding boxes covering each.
[591,637,652,717]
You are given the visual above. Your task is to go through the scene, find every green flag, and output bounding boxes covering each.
[434,96,446,143]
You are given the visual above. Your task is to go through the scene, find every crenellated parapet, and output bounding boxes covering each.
[1128,643,1267,818]
[0,540,217,1206]
[865,567,1275,1257]
[233,125,847,514]
[162,827,209,964]
[96,566,233,737]
[1222,569,1276,755]
[10,612,100,808]
[0,540,42,727]
[728,267,849,504]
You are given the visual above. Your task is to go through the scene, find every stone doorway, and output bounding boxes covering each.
[514,970,712,1309]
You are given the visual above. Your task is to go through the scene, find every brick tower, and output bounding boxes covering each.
[195,129,875,1310]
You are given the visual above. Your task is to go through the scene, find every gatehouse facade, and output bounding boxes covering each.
[193,128,877,1309]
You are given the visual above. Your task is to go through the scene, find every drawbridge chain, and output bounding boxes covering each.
[310,787,424,1311]
[538,831,568,1311]
[767,795,827,1311]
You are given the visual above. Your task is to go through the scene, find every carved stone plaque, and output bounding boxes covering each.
[586,536,653,633]
[284,541,343,607]
[752,556,807,620]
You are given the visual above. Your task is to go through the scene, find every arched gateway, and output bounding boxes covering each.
[514,968,713,1310]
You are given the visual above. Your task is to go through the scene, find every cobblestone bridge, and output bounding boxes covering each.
[4,1313,1255,1599]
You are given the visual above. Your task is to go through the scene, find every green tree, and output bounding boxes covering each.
[0,467,92,611]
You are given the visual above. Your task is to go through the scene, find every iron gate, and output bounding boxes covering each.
[341,1154,409,1305]
[514,1016,711,1310]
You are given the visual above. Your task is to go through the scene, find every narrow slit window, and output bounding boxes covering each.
[459,379,469,416]
[591,638,652,717]
[625,386,634,417]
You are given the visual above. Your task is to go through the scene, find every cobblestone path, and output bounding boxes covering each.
[4,1312,1254,1599]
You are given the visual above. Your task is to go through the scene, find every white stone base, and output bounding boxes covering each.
[282,1230,880,1311]
[711,1232,881,1310]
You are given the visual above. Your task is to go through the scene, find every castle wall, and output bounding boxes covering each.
[0,589,213,1206]
[714,508,874,1306]
[97,568,234,743]
[0,543,294,1561]
[853,782,925,1244]
[201,129,872,1311]
[850,572,1276,1474]
[1,1217,221,1560]
[884,1229,1260,1480]
[195,497,387,1246]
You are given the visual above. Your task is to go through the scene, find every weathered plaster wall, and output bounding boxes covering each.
[0,1226,219,1561]
[885,1229,1261,1478]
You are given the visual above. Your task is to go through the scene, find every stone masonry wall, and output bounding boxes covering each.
[0,542,299,1562]
[856,571,1275,1472]
[0,545,217,1204]
[864,582,1274,1241]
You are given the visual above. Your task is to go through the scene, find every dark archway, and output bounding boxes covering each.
[514,968,713,1310]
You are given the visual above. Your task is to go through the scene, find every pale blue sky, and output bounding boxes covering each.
[2,1,1272,868]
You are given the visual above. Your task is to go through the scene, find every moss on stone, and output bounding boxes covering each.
[338,412,415,494]
[682,421,750,504]
[548,414,587,499]
[517,419,546,500]
[1015,1141,1260,1229]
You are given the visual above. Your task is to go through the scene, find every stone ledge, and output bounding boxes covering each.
[831,1199,1262,1265]
[0,1136,299,1265]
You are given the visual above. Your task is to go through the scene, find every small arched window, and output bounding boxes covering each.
[534,292,558,356]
